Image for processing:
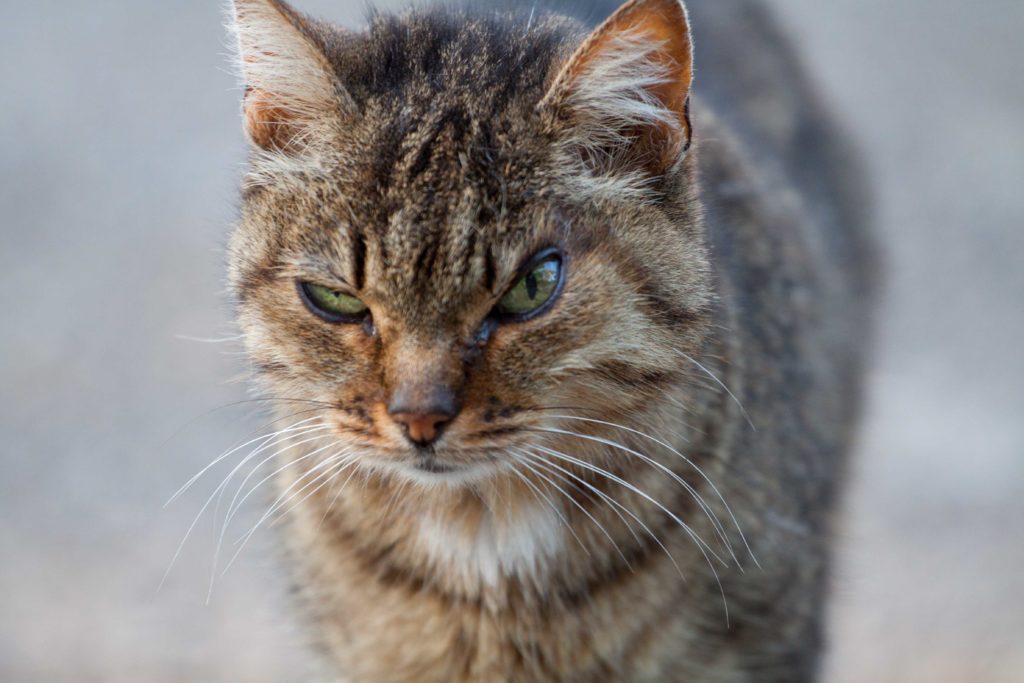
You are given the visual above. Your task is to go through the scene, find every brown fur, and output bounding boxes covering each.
[224,0,875,680]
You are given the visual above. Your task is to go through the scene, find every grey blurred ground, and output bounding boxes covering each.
[1,1,1022,681]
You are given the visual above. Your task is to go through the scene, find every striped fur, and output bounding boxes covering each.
[224,0,875,680]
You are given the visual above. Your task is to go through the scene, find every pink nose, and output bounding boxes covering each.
[389,411,453,446]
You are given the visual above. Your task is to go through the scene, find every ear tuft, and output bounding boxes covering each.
[541,0,694,198]
[230,0,349,154]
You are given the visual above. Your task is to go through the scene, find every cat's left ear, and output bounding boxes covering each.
[231,0,352,154]
[540,0,693,191]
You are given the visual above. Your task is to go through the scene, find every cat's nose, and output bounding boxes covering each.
[387,388,460,447]
[389,410,454,446]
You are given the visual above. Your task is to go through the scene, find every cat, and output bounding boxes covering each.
[225,0,875,680]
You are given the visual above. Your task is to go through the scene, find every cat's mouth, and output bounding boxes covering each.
[380,448,508,487]
[413,453,456,474]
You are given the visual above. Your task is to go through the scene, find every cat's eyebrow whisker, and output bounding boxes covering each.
[547,414,757,567]
[511,450,631,569]
[507,464,591,558]
[519,449,685,580]
[530,426,737,567]
[673,350,756,431]
[532,444,730,624]
[175,333,246,344]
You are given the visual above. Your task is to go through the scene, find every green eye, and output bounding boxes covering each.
[496,254,563,319]
[299,281,368,322]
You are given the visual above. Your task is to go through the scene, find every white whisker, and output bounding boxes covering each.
[221,448,354,576]
[521,449,685,579]
[272,456,360,526]
[519,449,643,547]
[534,426,734,566]
[674,350,756,431]
[508,465,590,558]
[205,427,333,600]
[220,431,336,533]
[165,416,324,507]
[159,420,328,594]
[316,458,365,531]
[175,333,245,344]
[512,450,630,568]
[548,415,757,567]
[531,444,730,623]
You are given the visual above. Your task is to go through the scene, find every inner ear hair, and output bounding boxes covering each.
[231,0,351,154]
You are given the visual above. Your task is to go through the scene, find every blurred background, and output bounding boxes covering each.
[1,1,1021,681]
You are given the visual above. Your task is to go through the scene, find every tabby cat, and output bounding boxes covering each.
[225,0,875,680]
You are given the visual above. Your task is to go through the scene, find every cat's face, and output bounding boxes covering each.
[229,0,709,485]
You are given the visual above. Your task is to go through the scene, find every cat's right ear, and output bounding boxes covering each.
[539,0,694,200]
[230,0,352,154]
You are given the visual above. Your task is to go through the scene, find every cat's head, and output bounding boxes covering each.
[228,0,712,485]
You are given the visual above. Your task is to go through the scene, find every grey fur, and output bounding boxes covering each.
[226,1,876,680]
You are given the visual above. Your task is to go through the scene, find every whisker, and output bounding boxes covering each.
[175,333,245,344]
[547,415,757,567]
[160,397,339,456]
[271,456,360,526]
[165,416,324,507]
[530,426,734,566]
[520,450,642,548]
[530,444,730,623]
[224,440,348,543]
[512,450,631,569]
[315,458,365,531]
[381,475,411,521]
[674,350,756,431]
[222,448,354,575]
[205,426,334,601]
[507,466,590,558]
[219,430,336,533]
[522,449,686,580]
[159,420,328,593]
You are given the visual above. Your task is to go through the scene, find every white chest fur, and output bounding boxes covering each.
[413,501,566,586]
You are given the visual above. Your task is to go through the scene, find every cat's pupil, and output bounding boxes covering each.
[525,272,538,300]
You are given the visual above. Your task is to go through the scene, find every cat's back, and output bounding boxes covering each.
[680,1,876,569]
[687,0,876,313]
[690,0,877,392]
